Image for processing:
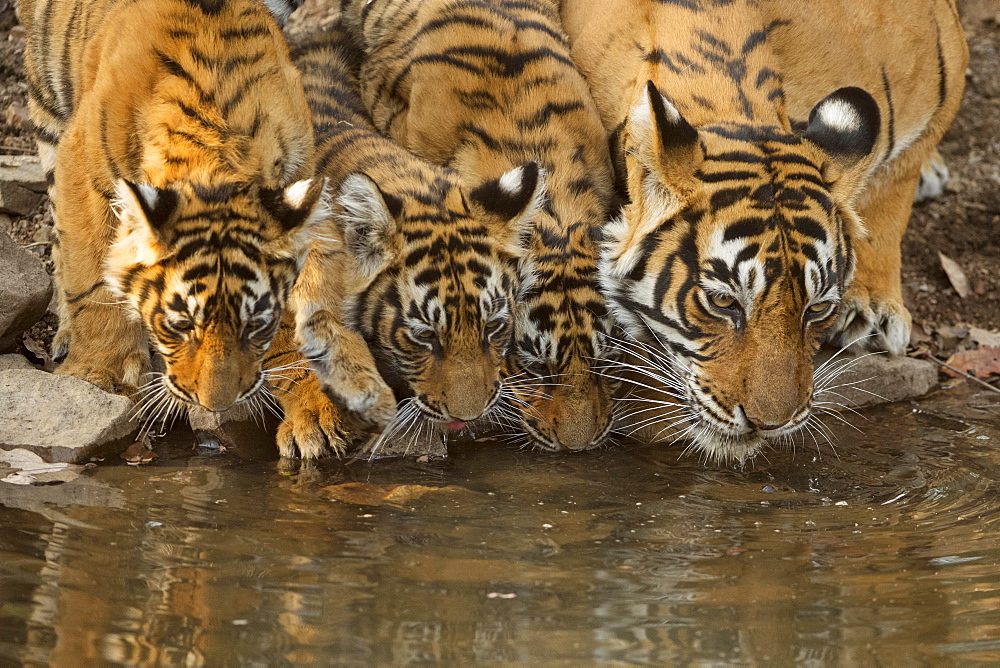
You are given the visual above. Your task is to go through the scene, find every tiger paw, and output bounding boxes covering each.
[299,310,397,428]
[275,378,352,460]
[828,287,911,355]
[55,350,149,397]
[914,149,950,203]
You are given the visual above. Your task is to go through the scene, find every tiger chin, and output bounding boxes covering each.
[563,0,967,464]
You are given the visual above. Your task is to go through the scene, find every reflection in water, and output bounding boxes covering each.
[1,386,999,664]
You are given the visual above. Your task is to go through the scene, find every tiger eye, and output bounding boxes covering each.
[808,301,832,314]
[709,294,736,310]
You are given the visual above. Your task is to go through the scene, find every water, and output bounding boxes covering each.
[1,385,999,665]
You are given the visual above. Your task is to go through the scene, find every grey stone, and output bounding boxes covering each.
[0,354,36,372]
[0,229,52,352]
[0,369,139,463]
[188,404,276,457]
[0,181,44,216]
[0,155,47,193]
[367,432,449,460]
[815,352,938,408]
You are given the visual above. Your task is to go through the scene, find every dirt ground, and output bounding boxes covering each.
[1,1,997,363]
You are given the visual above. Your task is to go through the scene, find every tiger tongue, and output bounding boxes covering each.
[445,420,467,432]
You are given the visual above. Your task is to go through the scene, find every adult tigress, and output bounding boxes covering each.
[290,22,546,454]
[561,0,967,462]
[19,0,353,458]
[341,0,619,451]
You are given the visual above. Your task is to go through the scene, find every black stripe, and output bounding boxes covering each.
[881,67,895,160]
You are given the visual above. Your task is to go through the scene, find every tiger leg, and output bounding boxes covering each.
[297,309,397,429]
[52,138,149,394]
[27,95,71,360]
[266,317,353,459]
[829,156,923,355]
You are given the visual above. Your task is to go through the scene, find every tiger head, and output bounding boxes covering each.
[105,176,327,412]
[337,162,545,431]
[601,81,880,463]
[505,221,618,452]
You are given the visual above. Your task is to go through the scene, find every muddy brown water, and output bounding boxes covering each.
[1,385,998,665]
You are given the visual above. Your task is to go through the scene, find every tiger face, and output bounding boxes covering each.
[337,163,545,430]
[506,223,618,451]
[601,82,880,462]
[105,177,326,412]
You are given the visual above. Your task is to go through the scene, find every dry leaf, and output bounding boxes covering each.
[943,346,1000,379]
[969,327,1000,349]
[121,436,158,465]
[20,335,54,371]
[938,252,970,298]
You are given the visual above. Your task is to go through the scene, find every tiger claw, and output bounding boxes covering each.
[275,384,351,460]
[828,290,911,355]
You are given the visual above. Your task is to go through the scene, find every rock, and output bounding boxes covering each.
[0,229,52,351]
[4,102,30,131]
[188,403,276,457]
[0,180,44,216]
[0,369,139,463]
[0,154,47,193]
[0,353,35,371]
[365,430,449,460]
[0,212,11,234]
[815,352,938,408]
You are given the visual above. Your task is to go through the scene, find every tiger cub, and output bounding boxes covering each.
[342,0,618,452]
[289,23,545,451]
[19,0,353,458]
[561,0,968,462]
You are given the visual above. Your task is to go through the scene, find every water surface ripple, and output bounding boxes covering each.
[1,385,998,664]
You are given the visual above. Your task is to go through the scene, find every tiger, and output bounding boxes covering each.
[18,0,358,459]
[289,22,546,452]
[560,0,968,462]
[341,0,619,452]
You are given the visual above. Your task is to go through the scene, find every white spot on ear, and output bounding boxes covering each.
[285,179,313,209]
[817,99,861,132]
[660,96,683,124]
[498,166,524,195]
[135,183,159,211]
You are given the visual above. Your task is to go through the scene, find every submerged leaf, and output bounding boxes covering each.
[319,482,470,507]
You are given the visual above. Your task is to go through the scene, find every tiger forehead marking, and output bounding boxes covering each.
[695,125,846,312]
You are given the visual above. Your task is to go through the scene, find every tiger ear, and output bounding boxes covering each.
[620,81,700,245]
[468,161,546,256]
[335,173,403,278]
[802,87,880,200]
[261,178,329,236]
[111,179,181,264]
[262,0,302,26]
